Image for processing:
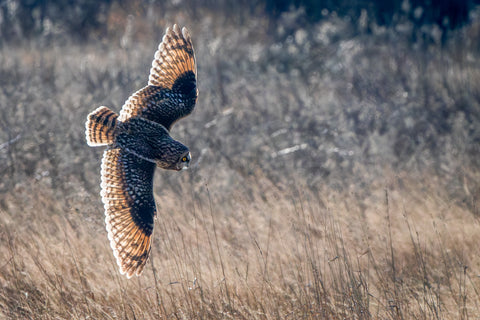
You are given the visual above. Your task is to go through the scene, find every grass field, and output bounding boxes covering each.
[1,3,480,319]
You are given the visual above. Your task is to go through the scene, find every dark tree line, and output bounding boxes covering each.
[266,0,477,29]
[1,0,478,42]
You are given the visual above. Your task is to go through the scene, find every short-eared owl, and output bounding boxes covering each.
[85,25,197,278]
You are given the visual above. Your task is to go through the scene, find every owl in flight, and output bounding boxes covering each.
[85,25,197,278]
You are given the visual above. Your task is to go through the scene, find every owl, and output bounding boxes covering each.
[85,25,198,278]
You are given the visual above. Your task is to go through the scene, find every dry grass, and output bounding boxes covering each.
[1,4,480,319]
[1,172,480,319]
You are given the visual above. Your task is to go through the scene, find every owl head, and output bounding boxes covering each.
[154,140,191,171]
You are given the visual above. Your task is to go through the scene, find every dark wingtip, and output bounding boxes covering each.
[172,70,196,98]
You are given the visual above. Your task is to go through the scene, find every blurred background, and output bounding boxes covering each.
[1,0,480,318]
[0,0,479,203]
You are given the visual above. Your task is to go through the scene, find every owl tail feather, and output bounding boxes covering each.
[85,106,118,146]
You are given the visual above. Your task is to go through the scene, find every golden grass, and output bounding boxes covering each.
[1,169,479,319]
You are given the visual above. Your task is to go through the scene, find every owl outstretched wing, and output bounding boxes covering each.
[118,25,197,130]
[100,148,156,278]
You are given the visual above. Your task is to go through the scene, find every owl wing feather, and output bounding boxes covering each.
[148,24,196,89]
[118,25,197,130]
[101,148,156,278]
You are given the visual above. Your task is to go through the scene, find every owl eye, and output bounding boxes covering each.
[182,156,187,162]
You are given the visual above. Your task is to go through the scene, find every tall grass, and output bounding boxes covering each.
[0,3,479,319]
[1,174,479,318]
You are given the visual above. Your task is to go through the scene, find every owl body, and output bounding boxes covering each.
[85,25,197,278]
[116,117,190,171]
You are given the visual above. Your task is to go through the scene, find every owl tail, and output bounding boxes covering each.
[85,106,118,146]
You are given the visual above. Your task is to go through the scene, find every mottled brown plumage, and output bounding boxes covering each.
[85,25,197,278]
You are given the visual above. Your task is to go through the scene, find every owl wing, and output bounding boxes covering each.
[100,147,156,278]
[118,25,197,130]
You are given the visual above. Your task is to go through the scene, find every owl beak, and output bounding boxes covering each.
[178,161,189,171]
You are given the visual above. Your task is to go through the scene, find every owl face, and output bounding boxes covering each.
[176,151,191,171]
